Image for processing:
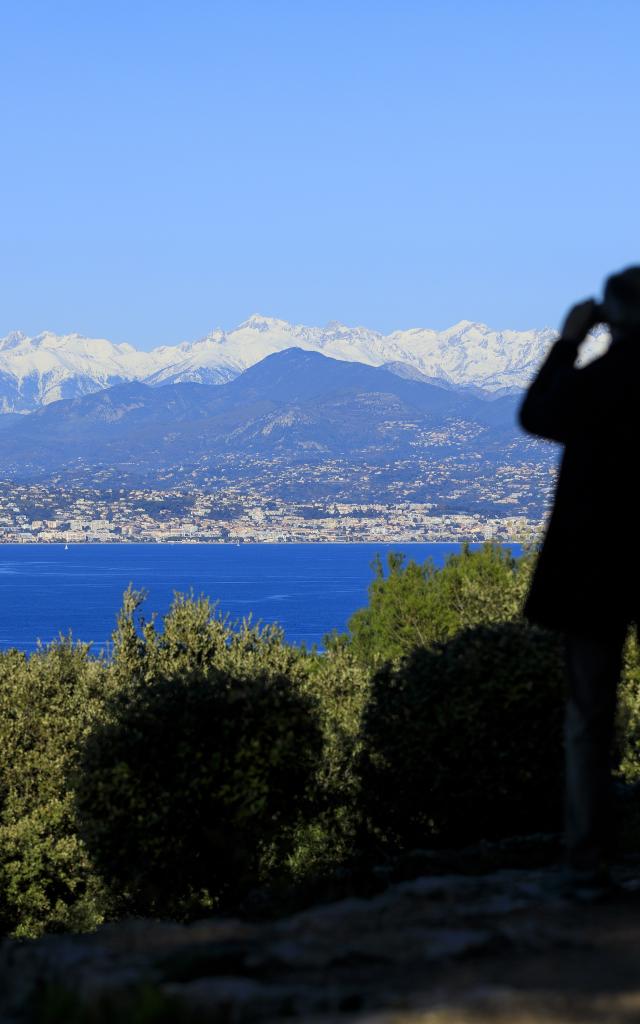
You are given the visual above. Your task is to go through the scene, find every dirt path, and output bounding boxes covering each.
[4,866,640,1022]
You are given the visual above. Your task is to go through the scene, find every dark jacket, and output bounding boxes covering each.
[519,334,640,632]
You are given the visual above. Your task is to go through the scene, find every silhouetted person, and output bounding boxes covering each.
[519,266,640,897]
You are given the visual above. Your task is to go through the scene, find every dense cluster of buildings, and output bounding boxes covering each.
[0,480,547,545]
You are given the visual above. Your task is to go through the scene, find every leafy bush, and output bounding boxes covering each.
[0,641,111,938]
[347,542,535,669]
[110,585,309,687]
[616,628,640,781]
[74,662,324,917]
[289,634,371,877]
[0,590,326,936]
[103,588,359,894]
[357,620,566,851]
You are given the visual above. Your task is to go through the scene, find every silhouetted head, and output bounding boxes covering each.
[603,266,640,331]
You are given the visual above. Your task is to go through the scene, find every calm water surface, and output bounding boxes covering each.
[0,543,522,652]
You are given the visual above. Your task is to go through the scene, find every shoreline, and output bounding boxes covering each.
[0,537,532,546]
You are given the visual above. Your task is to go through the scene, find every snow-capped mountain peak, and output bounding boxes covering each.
[236,314,293,333]
[0,313,582,414]
[0,330,29,351]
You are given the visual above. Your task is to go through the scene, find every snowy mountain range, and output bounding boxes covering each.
[0,315,609,414]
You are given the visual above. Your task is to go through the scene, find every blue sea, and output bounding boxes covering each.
[0,543,522,653]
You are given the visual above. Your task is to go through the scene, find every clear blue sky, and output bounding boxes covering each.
[1,0,639,348]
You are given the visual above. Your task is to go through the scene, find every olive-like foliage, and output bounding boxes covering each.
[347,542,535,670]
[0,640,112,938]
[358,621,566,850]
[74,664,323,917]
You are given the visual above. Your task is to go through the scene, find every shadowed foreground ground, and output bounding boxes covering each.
[4,862,640,1022]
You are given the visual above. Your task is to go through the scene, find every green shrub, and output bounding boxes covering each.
[105,587,354,893]
[616,627,640,782]
[347,542,535,669]
[110,586,311,694]
[357,620,566,851]
[288,635,371,877]
[74,663,323,917]
[0,641,111,938]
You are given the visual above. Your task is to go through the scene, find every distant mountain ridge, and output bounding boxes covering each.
[0,315,610,414]
[0,347,522,482]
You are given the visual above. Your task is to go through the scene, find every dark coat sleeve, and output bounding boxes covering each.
[518,339,620,444]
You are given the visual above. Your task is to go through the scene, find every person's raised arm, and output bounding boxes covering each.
[518,299,601,443]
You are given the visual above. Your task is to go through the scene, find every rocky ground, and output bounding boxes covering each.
[4,858,640,1023]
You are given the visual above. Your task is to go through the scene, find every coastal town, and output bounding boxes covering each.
[0,473,551,545]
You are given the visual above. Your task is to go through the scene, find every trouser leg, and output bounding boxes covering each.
[564,627,626,874]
